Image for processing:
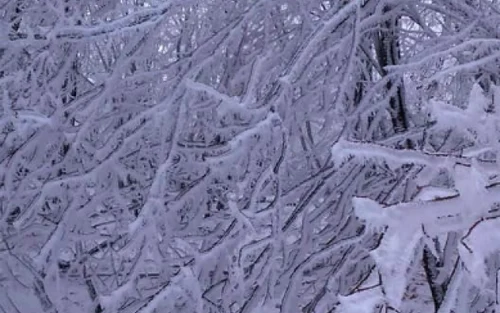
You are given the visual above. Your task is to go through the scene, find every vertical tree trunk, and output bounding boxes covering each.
[374,6,409,134]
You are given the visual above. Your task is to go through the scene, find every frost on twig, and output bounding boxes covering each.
[3,1,500,313]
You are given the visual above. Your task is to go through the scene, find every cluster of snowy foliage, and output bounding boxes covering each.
[1,0,500,313]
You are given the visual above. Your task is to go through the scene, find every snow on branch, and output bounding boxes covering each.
[351,162,500,309]
[331,138,461,169]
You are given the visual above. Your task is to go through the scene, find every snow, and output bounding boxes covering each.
[459,217,500,288]
[338,286,383,313]
[4,1,500,313]
[415,186,458,201]
[351,153,500,309]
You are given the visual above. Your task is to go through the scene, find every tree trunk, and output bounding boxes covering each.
[374,5,409,134]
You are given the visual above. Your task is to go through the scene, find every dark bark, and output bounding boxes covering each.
[422,246,446,311]
[374,6,409,134]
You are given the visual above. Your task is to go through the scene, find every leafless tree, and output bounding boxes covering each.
[1,1,500,313]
